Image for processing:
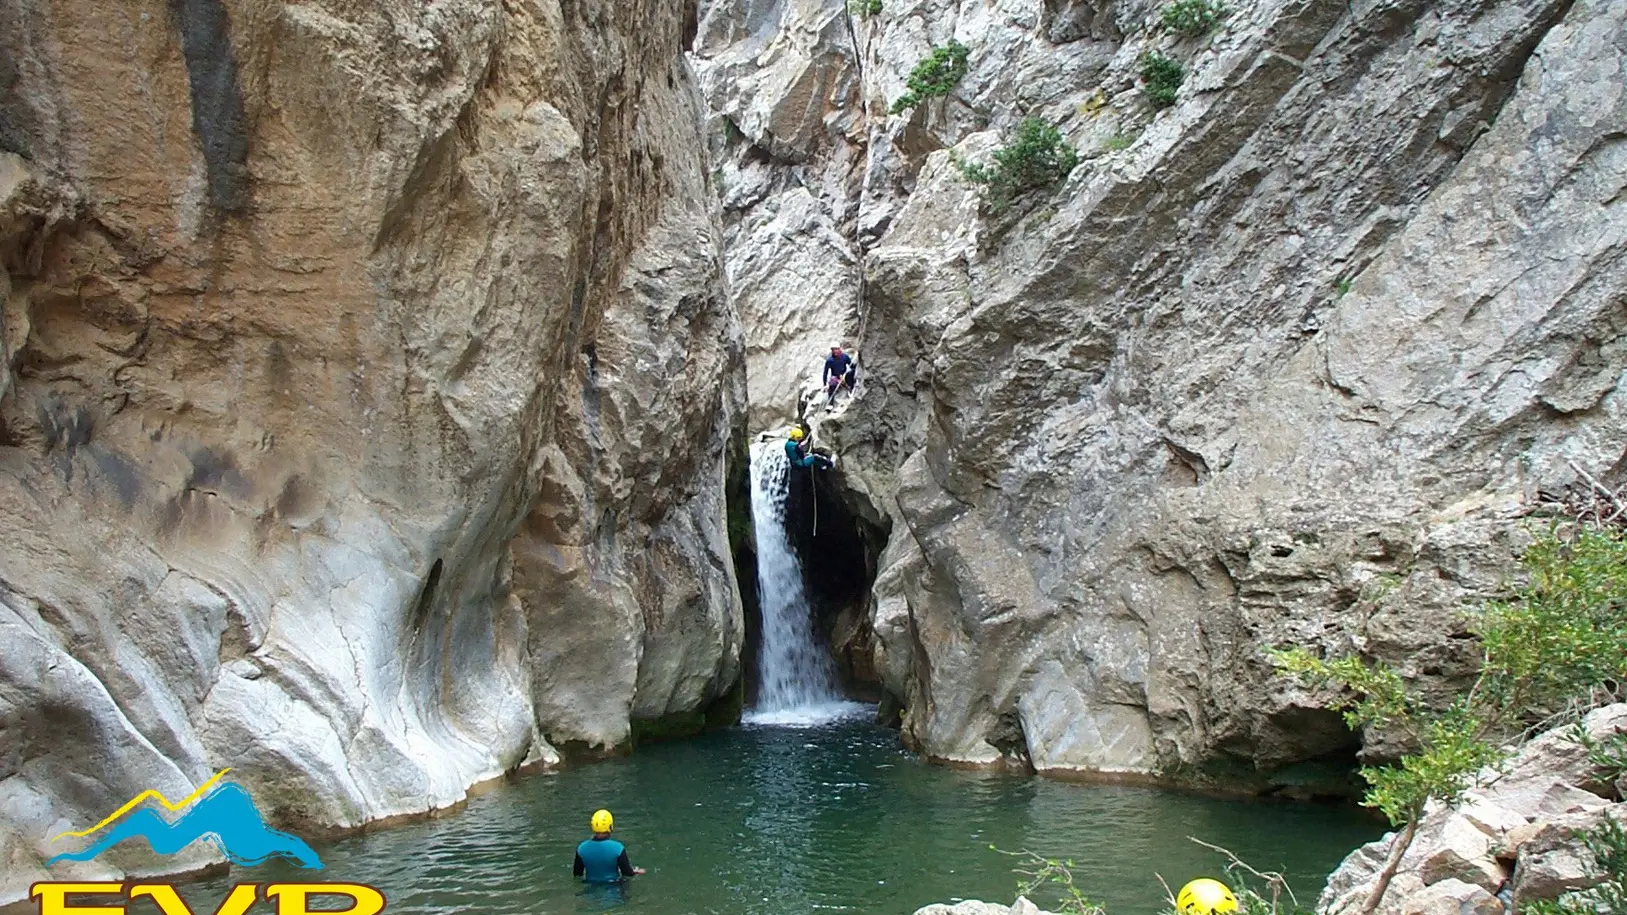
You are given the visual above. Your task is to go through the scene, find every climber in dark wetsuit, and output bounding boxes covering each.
[786,426,835,471]
[574,809,645,884]
[823,345,856,409]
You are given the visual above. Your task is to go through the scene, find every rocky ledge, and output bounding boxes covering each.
[1322,704,1627,915]
[915,897,1057,915]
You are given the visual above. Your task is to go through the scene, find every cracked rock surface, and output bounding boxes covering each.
[0,0,743,899]
[695,0,1627,773]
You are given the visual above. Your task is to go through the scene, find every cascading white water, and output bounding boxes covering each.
[743,440,866,726]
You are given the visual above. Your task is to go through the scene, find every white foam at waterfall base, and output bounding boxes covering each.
[743,440,872,728]
[741,701,872,728]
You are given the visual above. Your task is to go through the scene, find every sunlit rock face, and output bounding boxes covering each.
[697,0,1627,774]
[0,0,744,899]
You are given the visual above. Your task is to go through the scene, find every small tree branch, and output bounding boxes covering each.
[1567,459,1627,521]
[1186,836,1300,908]
[1155,873,1178,910]
[1357,819,1418,915]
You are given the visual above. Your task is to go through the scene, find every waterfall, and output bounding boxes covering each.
[743,440,864,726]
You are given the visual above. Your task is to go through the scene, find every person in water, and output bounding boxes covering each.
[823,344,856,409]
[785,426,835,471]
[574,809,646,883]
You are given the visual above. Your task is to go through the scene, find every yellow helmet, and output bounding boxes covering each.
[590,809,614,833]
[788,428,805,441]
[1176,879,1238,915]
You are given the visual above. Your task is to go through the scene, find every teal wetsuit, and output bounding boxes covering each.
[574,836,637,883]
[786,437,831,470]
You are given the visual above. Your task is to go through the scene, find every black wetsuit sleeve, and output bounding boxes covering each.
[618,850,636,876]
[573,852,585,878]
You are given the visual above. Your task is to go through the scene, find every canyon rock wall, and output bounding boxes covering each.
[696,0,1627,775]
[0,0,742,899]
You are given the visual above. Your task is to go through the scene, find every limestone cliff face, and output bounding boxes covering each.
[696,0,1627,775]
[695,1,866,427]
[0,0,742,899]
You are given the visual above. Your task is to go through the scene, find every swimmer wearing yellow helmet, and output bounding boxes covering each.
[573,809,646,883]
[1176,878,1238,915]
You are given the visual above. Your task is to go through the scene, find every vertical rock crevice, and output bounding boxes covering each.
[168,0,250,215]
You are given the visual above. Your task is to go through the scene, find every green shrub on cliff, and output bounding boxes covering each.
[1274,525,1627,913]
[955,117,1079,213]
[891,41,971,114]
[849,0,884,17]
[1139,53,1185,109]
[1160,0,1228,36]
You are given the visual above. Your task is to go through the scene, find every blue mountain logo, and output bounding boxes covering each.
[47,770,323,869]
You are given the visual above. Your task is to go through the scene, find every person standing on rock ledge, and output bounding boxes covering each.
[823,344,856,410]
[786,426,836,471]
[574,809,646,884]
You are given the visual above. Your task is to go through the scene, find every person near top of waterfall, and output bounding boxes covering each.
[785,426,835,471]
[574,809,645,884]
[823,344,856,410]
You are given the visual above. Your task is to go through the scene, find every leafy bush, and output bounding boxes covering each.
[995,848,1107,915]
[1139,52,1184,109]
[1274,526,1627,913]
[1160,0,1228,36]
[955,117,1079,213]
[1573,725,1627,780]
[848,0,883,17]
[890,41,971,114]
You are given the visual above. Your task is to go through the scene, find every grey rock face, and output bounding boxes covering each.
[0,0,742,901]
[699,0,1627,773]
[1511,807,1626,904]
[1397,878,1504,915]
[692,0,867,430]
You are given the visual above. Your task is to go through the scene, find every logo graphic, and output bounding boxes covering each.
[47,768,323,869]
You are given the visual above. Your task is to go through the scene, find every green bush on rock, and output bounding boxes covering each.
[1160,0,1228,36]
[848,0,883,17]
[1103,131,1138,152]
[890,41,971,114]
[955,117,1079,213]
[1139,52,1184,109]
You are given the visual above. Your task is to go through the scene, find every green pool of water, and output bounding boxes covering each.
[178,719,1381,914]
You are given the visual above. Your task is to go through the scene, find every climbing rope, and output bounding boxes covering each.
[810,464,819,537]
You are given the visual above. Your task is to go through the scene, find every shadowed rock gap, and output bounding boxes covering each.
[782,466,887,702]
[725,435,760,706]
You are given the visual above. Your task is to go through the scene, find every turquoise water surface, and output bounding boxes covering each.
[173,718,1381,914]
